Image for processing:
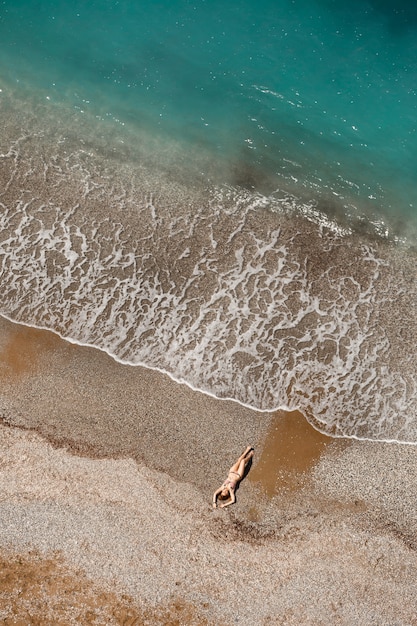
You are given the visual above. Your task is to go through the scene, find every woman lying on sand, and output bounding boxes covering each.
[213,446,254,509]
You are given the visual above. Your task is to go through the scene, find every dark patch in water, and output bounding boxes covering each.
[230,159,276,194]
[369,0,417,32]
[320,0,417,33]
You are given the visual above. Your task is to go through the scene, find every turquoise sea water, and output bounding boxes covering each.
[1,0,417,223]
[1,1,417,442]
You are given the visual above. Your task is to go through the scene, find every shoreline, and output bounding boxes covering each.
[1,315,417,623]
[2,312,416,447]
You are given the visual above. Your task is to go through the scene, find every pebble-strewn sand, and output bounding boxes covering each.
[1,315,417,625]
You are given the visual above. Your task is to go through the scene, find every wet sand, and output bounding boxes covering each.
[249,410,337,495]
[1,315,417,625]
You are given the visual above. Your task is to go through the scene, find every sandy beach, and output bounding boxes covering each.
[1,314,417,625]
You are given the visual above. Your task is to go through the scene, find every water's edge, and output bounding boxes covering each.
[2,312,416,448]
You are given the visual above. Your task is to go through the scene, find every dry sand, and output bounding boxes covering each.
[1,315,417,625]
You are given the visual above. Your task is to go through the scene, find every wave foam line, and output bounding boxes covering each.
[2,312,417,448]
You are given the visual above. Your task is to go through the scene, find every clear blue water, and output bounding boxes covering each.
[1,1,417,443]
[1,0,417,223]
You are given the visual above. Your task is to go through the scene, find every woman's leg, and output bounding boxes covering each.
[230,448,254,475]
[242,445,253,459]
[236,458,247,477]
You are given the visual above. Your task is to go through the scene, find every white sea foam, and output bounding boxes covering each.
[1,87,417,444]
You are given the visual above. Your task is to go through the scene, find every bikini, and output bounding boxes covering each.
[223,470,241,490]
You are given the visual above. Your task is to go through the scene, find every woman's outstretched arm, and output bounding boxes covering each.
[212,487,223,508]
